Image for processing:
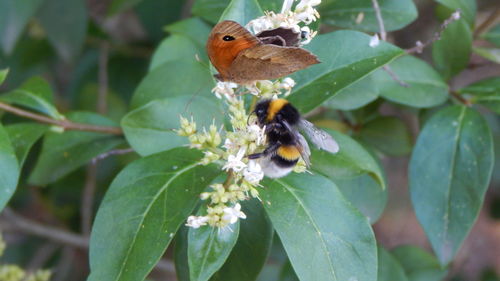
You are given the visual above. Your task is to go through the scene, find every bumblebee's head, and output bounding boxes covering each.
[253,99,301,126]
[254,99,271,125]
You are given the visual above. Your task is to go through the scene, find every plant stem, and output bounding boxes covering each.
[92,148,135,163]
[223,171,235,188]
[371,0,386,41]
[474,7,500,38]
[406,10,461,54]
[2,208,89,249]
[1,208,176,274]
[450,91,472,106]
[371,0,408,87]
[0,102,123,135]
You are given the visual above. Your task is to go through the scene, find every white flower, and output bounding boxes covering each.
[369,34,380,47]
[223,147,247,172]
[186,215,208,228]
[223,137,236,150]
[222,203,247,224]
[212,81,238,99]
[243,160,264,184]
[280,77,296,96]
[246,0,321,42]
[247,124,266,146]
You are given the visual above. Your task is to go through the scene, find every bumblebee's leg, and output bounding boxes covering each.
[248,142,280,159]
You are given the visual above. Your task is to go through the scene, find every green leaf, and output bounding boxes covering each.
[165,18,213,48]
[108,0,143,15]
[325,73,379,110]
[29,112,123,185]
[459,77,500,114]
[188,221,240,281]
[151,18,212,70]
[288,30,404,113]
[131,59,214,109]
[0,124,19,211]
[261,173,377,281]
[259,0,283,13]
[409,106,494,265]
[377,246,409,281]
[122,96,224,156]
[432,15,472,80]
[278,260,299,281]
[219,0,263,24]
[0,0,43,54]
[375,56,449,108]
[312,130,386,189]
[320,0,417,32]
[435,0,476,26]
[36,0,87,61]
[192,0,231,24]
[88,147,221,281]
[150,36,206,71]
[391,246,448,281]
[482,24,500,47]
[311,130,387,223]
[5,123,47,166]
[135,0,183,42]
[473,47,500,64]
[357,116,413,156]
[0,69,8,85]
[0,76,63,119]
[174,226,191,281]
[77,83,128,123]
[211,200,273,281]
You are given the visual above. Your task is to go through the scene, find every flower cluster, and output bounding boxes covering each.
[0,234,51,281]
[179,0,320,229]
[178,95,266,229]
[247,0,321,45]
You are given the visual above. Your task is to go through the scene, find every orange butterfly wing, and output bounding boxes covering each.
[206,21,259,80]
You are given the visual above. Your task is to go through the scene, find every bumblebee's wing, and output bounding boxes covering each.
[295,131,311,166]
[281,119,311,166]
[228,44,319,82]
[298,119,339,154]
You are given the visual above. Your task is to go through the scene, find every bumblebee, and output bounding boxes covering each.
[248,99,339,178]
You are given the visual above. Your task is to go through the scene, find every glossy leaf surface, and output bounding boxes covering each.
[188,221,240,281]
[211,200,273,281]
[409,106,493,265]
[0,124,19,211]
[391,246,448,281]
[320,0,417,32]
[89,148,221,281]
[311,130,387,223]
[261,173,377,281]
[122,96,224,156]
[375,56,448,108]
[29,112,123,185]
[288,30,403,113]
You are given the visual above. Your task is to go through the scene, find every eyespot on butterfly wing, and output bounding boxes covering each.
[206,20,320,84]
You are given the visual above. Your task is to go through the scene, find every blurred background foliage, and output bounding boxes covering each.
[0,0,499,280]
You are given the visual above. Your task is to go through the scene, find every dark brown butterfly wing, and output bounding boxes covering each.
[256,27,301,47]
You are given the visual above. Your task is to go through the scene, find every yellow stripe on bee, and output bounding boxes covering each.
[277,145,301,161]
[266,99,289,121]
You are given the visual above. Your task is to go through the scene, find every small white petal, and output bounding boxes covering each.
[186,216,208,228]
[369,34,380,47]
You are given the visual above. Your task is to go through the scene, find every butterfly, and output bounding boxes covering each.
[206,20,319,85]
